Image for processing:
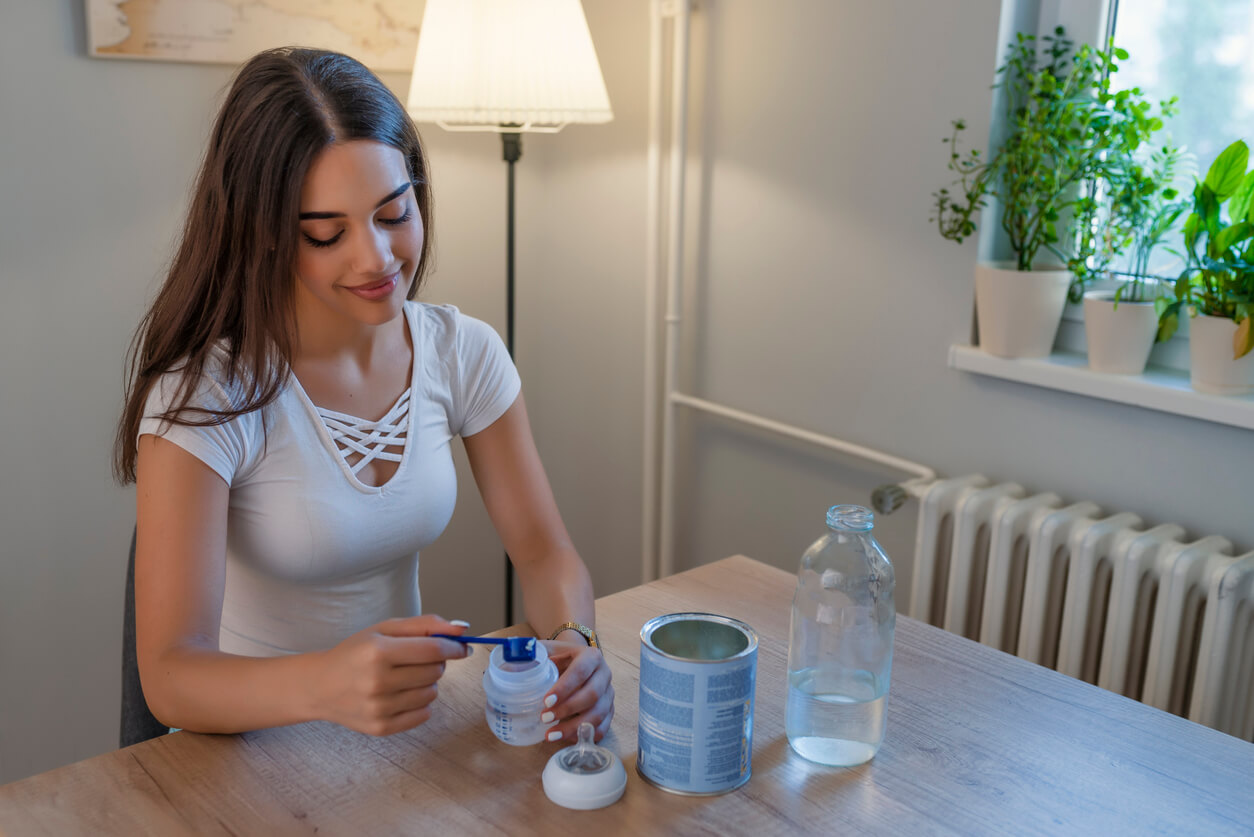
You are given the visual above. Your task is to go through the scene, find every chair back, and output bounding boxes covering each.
[121,527,169,747]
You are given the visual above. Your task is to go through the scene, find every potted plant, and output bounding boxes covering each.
[933,29,1160,359]
[1157,139,1254,394]
[1079,140,1190,375]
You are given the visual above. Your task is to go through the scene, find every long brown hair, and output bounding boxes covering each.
[114,47,434,483]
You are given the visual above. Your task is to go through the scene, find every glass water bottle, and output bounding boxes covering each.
[786,504,895,766]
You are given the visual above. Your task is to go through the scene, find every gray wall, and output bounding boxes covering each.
[2,3,232,784]
[3,0,1251,787]
[669,0,1254,595]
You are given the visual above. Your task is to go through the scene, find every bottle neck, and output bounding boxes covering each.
[826,504,874,532]
[487,643,556,692]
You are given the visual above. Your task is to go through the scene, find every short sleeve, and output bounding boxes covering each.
[451,312,522,437]
[137,364,260,486]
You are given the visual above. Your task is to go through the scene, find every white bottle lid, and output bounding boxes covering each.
[541,723,627,810]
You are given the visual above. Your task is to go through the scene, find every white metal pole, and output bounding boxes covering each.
[669,393,937,484]
[640,0,665,584]
[657,0,690,580]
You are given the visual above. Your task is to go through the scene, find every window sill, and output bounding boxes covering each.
[948,344,1254,431]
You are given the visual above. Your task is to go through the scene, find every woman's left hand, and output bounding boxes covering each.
[540,640,614,743]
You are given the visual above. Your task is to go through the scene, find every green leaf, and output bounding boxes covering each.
[1230,171,1254,225]
[1184,212,1201,250]
[1175,274,1192,300]
[1201,189,1222,238]
[1235,316,1254,359]
[1213,221,1252,254]
[1204,140,1249,199]
[1113,47,1129,60]
[1157,310,1179,343]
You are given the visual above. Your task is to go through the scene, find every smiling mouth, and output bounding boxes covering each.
[351,274,397,291]
[344,273,400,300]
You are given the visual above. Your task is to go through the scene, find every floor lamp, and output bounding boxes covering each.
[407,0,613,627]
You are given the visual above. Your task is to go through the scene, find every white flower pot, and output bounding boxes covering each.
[1082,290,1159,375]
[974,262,1073,358]
[1189,314,1254,395]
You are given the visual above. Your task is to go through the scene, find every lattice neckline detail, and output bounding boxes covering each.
[316,389,410,476]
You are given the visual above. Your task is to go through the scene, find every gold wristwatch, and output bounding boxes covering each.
[548,621,599,649]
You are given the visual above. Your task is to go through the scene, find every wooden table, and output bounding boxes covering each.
[2,556,1252,835]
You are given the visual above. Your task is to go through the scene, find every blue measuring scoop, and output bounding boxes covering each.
[433,634,537,662]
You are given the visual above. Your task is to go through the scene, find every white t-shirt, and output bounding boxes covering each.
[138,302,520,657]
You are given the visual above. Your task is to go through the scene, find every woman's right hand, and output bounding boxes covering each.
[311,615,472,736]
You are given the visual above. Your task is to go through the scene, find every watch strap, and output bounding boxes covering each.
[548,621,599,649]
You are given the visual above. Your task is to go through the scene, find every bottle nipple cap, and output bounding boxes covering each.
[541,722,627,810]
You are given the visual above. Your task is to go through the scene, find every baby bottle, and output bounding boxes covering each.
[482,641,559,745]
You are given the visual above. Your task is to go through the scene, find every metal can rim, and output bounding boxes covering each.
[635,763,752,796]
[639,612,759,663]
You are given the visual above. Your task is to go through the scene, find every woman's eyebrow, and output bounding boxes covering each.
[298,182,412,220]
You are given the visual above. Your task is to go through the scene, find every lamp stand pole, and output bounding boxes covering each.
[502,129,522,628]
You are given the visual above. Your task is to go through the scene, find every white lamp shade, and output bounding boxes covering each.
[407,0,613,130]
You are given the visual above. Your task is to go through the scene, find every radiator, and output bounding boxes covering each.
[908,475,1254,741]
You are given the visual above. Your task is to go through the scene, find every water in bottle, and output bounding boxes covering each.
[786,504,895,766]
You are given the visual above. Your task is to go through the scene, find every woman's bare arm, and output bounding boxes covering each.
[463,394,613,741]
[461,395,593,637]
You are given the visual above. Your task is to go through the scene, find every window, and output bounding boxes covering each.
[1093,0,1254,284]
[1070,0,1254,336]
[1109,0,1254,172]
[950,0,1254,428]
[1054,0,1253,356]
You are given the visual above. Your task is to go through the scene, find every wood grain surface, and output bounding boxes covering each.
[1,556,1251,836]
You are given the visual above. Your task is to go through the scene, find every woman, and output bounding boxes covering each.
[114,47,613,742]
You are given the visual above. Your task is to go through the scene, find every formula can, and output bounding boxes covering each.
[637,612,758,795]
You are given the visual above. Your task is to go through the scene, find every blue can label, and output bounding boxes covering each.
[637,618,756,794]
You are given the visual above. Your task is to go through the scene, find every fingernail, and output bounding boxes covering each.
[541,711,555,723]
[544,694,558,708]
[547,730,563,742]
[449,619,471,628]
